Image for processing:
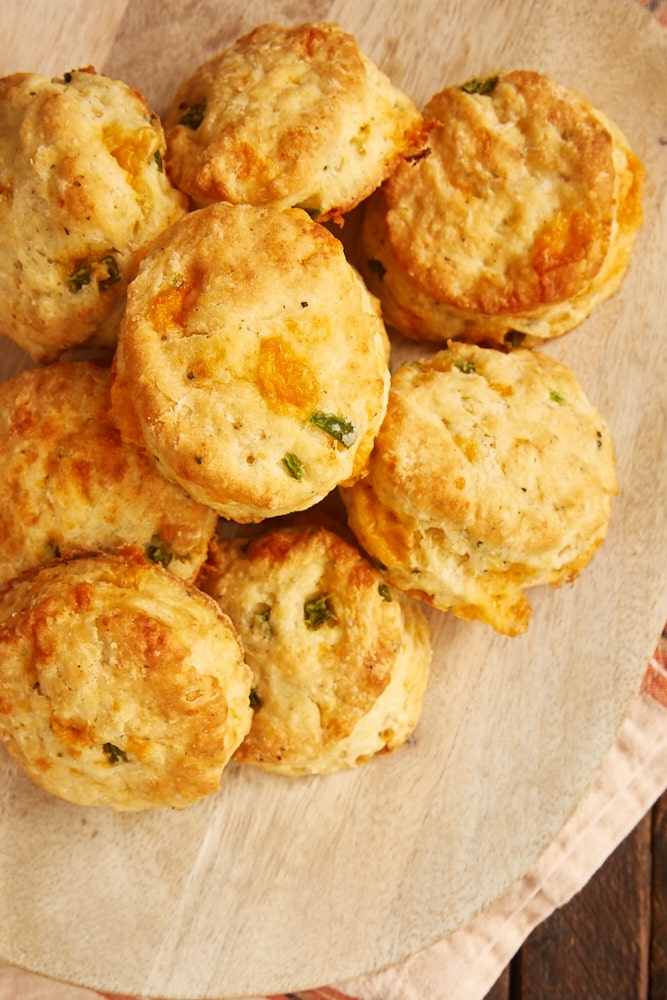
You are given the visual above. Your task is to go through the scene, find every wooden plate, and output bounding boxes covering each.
[1,1,666,997]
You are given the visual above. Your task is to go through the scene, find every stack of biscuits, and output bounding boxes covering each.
[0,21,644,810]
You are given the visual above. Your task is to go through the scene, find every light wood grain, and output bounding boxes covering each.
[1,1,666,998]
[1,0,130,78]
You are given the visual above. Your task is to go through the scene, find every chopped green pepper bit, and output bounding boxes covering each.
[549,388,567,405]
[178,103,206,130]
[378,582,392,602]
[145,539,174,568]
[309,411,357,448]
[154,148,164,172]
[68,253,120,293]
[97,254,120,291]
[282,452,305,480]
[103,742,128,765]
[304,594,337,630]
[68,264,92,292]
[453,358,477,374]
[461,75,499,95]
[299,206,322,220]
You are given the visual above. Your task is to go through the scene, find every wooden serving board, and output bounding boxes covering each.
[1,1,666,997]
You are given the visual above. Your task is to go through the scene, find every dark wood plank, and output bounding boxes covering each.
[482,965,511,1000]
[650,791,667,999]
[508,809,652,999]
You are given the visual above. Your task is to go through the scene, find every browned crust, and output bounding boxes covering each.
[0,551,252,810]
[0,362,217,586]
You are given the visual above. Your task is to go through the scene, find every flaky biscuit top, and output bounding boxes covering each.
[0,362,218,587]
[361,70,643,344]
[200,522,430,774]
[164,21,428,217]
[0,68,187,362]
[342,343,618,635]
[111,202,390,522]
[0,551,252,810]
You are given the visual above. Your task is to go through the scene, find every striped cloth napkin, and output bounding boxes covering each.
[641,0,667,24]
[1,1,665,997]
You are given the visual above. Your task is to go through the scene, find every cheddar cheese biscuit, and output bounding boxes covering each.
[0,67,187,362]
[341,343,618,635]
[361,70,644,345]
[110,202,390,522]
[200,522,431,774]
[164,21,428,218]
[0,551,252,811]
[0,361,218,588]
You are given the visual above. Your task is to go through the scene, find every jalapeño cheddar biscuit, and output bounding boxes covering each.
[163,21,428,218]
[361,70,644,346]
[200,521,431,774]
[0,67,187,362]
[0,362,218,588]
[110,202,390,522]
[341,343,618,636]
[0,551,252,811]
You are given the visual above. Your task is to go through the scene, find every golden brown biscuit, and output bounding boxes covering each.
[0,361,218,588]
[0,551,252,811]
[0,67,187,362]
[110,202,390,522]
[163,21,428,218]
[199,521,431,775]
[341,343,618,636]
[361,70,644,346]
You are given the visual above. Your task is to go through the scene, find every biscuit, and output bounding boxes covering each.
[0,67,187,363]
[163,21,428,219]
[361,70,644,346]
[0,551,252,811]
[199,521,431,774]
[0,361,218,588]
[340,343,618,636]
[110,202,390,522]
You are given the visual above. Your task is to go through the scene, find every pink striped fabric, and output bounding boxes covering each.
[637,0,667,24]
